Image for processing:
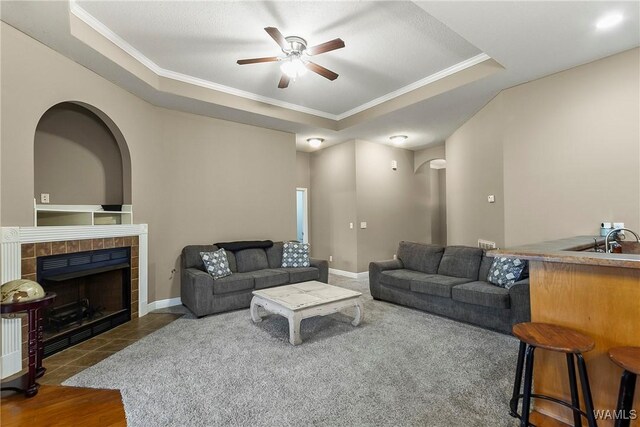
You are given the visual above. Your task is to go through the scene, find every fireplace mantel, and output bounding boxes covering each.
[1,225,149,316]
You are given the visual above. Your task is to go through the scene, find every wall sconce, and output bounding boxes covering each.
[307,138,324,148]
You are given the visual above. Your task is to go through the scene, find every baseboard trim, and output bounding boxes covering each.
[147,297,182,313]
[329,268,369,280]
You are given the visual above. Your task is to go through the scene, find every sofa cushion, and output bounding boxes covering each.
[200,249,232,279]
[235,248,270,273]
[380,269,434,291]
[397,241,444,274]
[437,246,483,280]
[478,254,494,282]
[279,267,319,283]
[487,257,527,288]
[266,242,284,268]
[212,273,255,295]
[251,269,289,290]
[182,245,216,270]
[281,241,310,268]
[452,281,510,309]
[410,274,471,298]
[225,250,238,273]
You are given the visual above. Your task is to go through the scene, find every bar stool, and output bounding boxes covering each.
[510,322,597,427]
[609,347,640,427]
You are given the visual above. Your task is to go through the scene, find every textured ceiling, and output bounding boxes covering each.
[75,0,482,116]
[1,1,638,152]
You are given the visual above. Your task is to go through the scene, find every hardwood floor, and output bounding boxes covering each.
[1,312,183,425]
[1,384,126,427]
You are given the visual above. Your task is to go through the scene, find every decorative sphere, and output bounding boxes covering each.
[1,279,45,304]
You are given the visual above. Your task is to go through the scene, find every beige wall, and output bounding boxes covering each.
[309,141,358,272]
[437,168,447,245]
[446,48,640,247]
[355,140,429,272]
[34,102,124,205]
[1,23,296,302]
[310,139,435,273]
[446,93,505,247]
[295,152,310,189]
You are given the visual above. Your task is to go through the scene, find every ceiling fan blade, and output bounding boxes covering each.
[265,27,289,50]
[236,56,280,65]
[278,74,290,89]
[305,62,339,81]
[306,38,345,56]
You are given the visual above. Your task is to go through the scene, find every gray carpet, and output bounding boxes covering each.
[64,276,519,426]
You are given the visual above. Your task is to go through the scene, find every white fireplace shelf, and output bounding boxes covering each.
[34,204,133,227]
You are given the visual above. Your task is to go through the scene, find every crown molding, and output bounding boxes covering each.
[69,0,491,122]
[333,53,491,120]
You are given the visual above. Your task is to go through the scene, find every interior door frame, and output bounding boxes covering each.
[296,187,309,244]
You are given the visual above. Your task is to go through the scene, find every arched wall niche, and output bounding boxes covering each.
[33,101,132,205]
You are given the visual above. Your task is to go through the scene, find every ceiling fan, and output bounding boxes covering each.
[237,27,345,89]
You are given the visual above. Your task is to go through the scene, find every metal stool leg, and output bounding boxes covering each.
[614,370,637,427]
[511,341,527,417]
[521,345,536,427]
[567,353,582,427]
[576,354,598,427]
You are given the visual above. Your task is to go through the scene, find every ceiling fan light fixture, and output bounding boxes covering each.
[307,138,324,148]
[280,57,307,79]
[390,135,408,145]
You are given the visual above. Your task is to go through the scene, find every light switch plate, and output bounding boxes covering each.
[487,195,495,203]
[360,222,367,229]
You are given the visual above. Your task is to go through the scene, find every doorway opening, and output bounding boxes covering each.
[296,188,309,244]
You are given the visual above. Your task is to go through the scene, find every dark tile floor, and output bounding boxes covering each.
[40,312,183,385]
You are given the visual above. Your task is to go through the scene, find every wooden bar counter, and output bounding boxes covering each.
[493,236,640,427]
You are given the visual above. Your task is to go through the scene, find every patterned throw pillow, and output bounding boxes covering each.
[281,241,310,268]
[200,249,232,279]
[487,257,526,289]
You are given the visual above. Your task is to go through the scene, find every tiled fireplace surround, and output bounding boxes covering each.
[1,225,148,372]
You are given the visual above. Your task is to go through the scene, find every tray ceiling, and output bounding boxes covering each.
[74,0,483,117]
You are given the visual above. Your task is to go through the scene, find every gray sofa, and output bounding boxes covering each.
[369,242,530,333]
[181,241,328,317]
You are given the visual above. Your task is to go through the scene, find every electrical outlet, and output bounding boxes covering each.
[329,255,333,262]
[393,254,397,260]
[349,222,354,229]
[40,193,50,204]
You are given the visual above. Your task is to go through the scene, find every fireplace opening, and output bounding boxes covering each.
[37,247,131,357]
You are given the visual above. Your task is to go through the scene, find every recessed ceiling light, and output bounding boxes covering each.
[307,138,324,148]
[596,13,623,30]
[389,135,408,145]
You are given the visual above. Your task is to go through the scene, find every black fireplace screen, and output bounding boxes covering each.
[37,247,131,356]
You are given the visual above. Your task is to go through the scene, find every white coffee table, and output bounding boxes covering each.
[250,281,364,345]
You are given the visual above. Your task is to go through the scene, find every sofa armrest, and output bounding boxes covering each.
[368,259,404,299]
[371,259,404,271]
[310,257,329,283]
[180,267,214,317]
[508,278,531,325]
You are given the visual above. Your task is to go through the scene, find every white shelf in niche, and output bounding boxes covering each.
[34,203,133,227]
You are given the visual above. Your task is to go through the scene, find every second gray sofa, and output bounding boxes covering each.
[369,241,530,333]
[181,241,328,317]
